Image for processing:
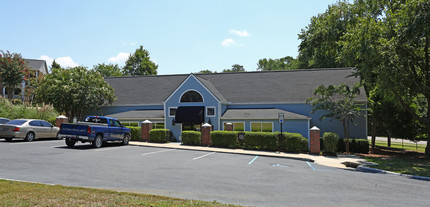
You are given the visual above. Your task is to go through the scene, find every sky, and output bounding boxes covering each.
[1,0,337,75]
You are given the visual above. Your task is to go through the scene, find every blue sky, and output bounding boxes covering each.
[1,0,337,75]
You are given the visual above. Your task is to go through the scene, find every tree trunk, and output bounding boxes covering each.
[346,118,350,154]
[371,116,376,150]
[426,133,430,157]
[6,87,13,99]
[387,133,391,147]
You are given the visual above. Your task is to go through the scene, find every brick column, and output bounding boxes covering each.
[141,120,152,142]
[224,122,233,131]
[201,123,212,146]
[55,115,68,128]
[310,126,320,155]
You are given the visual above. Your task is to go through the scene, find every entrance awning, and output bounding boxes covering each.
[175,106,205,123]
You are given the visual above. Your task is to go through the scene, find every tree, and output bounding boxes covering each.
[297,0,353,69]
[34,66,116,121]
[197,69,216,74]
[51,60,61,70]
[307,84,364,153]
[257,56,299,71]
[122,46,158,76]
[0,51,29,99]
[92,63,122,77]
[222,64,245,73]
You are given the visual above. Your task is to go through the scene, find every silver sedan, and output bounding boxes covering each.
[0,119,61,142]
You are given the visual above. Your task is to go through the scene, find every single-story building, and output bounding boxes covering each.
[99,68,367,141]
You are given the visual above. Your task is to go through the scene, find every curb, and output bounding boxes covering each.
[129,142,314,163]
[357,165,430,181]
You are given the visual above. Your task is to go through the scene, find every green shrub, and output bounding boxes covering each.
[126,126,141,141]
[284,132,308,153]
[182,131,201,146]
[243,132,277,151]
[322,132,339,154]
[0,97,59,121]
[338,138,369,153]
[211,131,239,148]
[149,129,170,143]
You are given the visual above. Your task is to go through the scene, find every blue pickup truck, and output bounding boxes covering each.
[58,116,131,148]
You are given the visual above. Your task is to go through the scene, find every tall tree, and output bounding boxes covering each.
[92,63,122,77]
[257,56,299,71]
[51,60,61,70]
[307,84,365,153]
[0,51,29,99]
[122,46,158,76]
[222,64,245,73]
[35,66,116,121]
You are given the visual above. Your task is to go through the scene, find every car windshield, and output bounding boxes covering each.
[6,120,27,126]
[84,117,108,124]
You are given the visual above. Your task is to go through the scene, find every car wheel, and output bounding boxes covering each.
[65,139,76,147]
[92,134,103,148]
[122,134,130,145]
[5,138,12,142]
[24,132,35,142]
[56,132,62,140]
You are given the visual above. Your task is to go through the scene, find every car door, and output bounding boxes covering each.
[113,120,123,140]
[41,121,56,138]
[28,120,45,138]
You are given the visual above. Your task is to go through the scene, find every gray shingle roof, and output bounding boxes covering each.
[105,68,366,106]
[105,75,188,105]
[107,110,164,119]
[25,59,48,75]
[221,108,310,120]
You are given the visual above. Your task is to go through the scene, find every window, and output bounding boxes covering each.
[29,121,42,127]
[169,107,177,117]
[180,90,203,102]
[207,107,215,117]
[223,122,245,131]
[251,122,273,132]
[113,120,121,127]
[153,122,165,129]
[41,121,53,127]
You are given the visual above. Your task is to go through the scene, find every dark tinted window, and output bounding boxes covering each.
[0,118,10,124]
[29,121,42,126]
[84,117,108,124]
[41,121,53,127]
[113,120,121,127]
[6,120,27,126]
[180,91,203,102]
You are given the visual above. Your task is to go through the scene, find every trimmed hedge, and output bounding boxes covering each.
[211,131,239,148]
[126,126,141,141]
[182,131,201,146]
[338,138,369,153]
[149,129,170,143]
[243,132,277,151]
[284,132,308,153]
[322,132,339,154]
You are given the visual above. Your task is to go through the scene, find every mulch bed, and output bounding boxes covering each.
[357,147,428,160]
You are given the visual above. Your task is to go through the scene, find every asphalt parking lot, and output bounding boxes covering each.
[1,139,429,207]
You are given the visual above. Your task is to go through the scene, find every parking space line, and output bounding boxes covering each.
[95,146,131,151]
[307,161,316,171]
[141,149,175,156]
[248,156,259,165]
[192,152,216,160]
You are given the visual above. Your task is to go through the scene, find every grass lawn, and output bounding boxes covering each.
[0,179,240,207]
[364,156,430,177]
[374,140,426,153]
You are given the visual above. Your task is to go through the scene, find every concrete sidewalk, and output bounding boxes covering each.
[130,141,373,169]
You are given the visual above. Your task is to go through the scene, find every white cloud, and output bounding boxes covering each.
[108,52,130,63]
[230,29,251,37]
[39,55,79,68]
[221,38,237,47]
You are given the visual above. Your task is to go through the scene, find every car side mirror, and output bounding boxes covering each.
[121,125,124,128]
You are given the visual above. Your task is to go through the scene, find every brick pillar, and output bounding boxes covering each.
[141,120,152,142]
[225,122,233,131]
[310,126,320,155]
[55,115,68,128]
[201,123,212,146]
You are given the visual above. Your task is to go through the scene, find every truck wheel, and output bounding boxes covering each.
[122,134,130,145]
[56,132,62,140]
[65,139,76,147]
[24,132,35,142]
[5,138,12,142]
[92,135,103,148]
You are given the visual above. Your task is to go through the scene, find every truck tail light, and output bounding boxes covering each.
[87,126,91,134]
[13,127,20,132]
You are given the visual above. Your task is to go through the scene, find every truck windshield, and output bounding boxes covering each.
[84,117,108,124]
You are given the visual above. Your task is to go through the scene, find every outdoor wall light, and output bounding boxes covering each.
[208,118,212,125]
[172,118,175,126]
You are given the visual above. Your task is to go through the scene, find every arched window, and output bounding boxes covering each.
[180,90,203,102]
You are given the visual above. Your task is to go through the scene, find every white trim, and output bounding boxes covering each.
[179,89,205,103]
[168,107,177,117]
[365,102,368,137]
[206,106,216,117]
[249,121,274,132]
[218,102,221,130]
[227,101,368,105]
[163,101,167,130]
[151,121,165,129]
[164,74,221,103]
[222,121,245,131]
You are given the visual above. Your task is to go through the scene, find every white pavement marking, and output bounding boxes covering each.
[141,149,175,156]
[192,152,216,160]
[248,156,259,165]
[95,146,131,151]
